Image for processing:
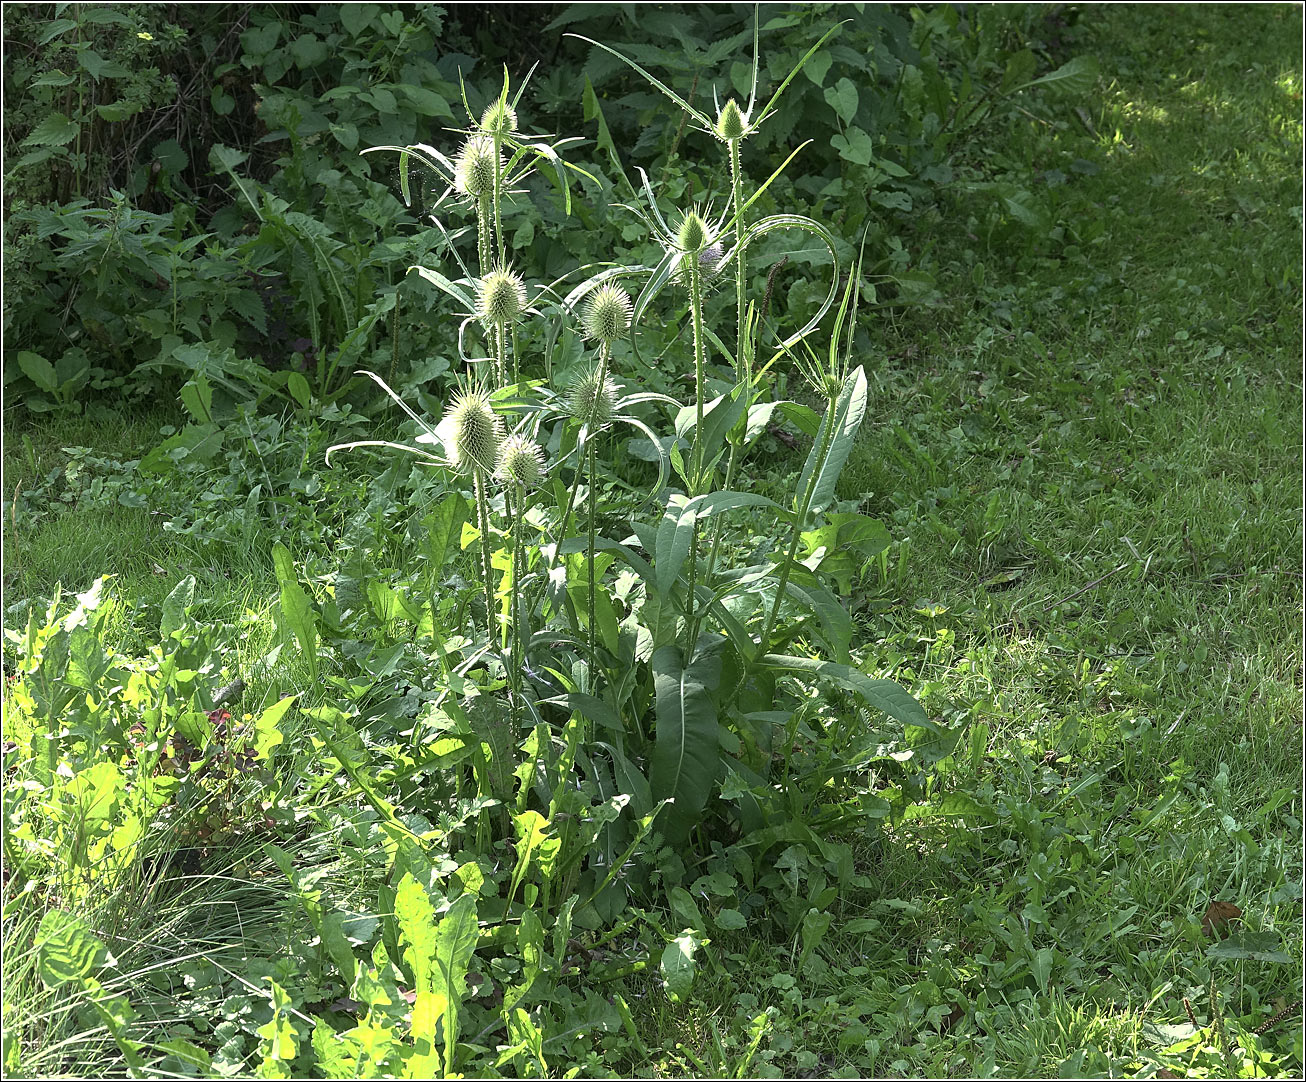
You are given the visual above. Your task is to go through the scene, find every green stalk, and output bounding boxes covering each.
[758,387,839,653]
[494,321,507,388]
[729,138,747,380]
[473,470,498,647]
[475,194,492,278]
[508,480,527,734]
[492,132,506,266]
[585,341,611,682]
[684,253,708,633]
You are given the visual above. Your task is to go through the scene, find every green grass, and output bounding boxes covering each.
[3,4,1300,1079]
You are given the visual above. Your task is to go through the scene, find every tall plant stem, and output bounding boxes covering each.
[475,194,492,278]
[759,389,838,653]
[473,470,498,647]
[586,437,599,680]
[494,322,508,387]
[729,138,748,382]
[585,341,612,682]
[684,255,707,636]
[492,133,506,266]
[509,481,527,731]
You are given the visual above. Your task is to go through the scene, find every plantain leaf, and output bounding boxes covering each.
[649,646,722,843]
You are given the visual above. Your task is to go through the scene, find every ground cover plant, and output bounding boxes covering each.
[3,3,1302,1078]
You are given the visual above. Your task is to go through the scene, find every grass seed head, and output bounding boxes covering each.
[478,267,527,325]
[446,388,503,474]
[583,284,633,344]
[496,435,545,488]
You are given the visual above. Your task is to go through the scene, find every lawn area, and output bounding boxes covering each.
[3,4,1301,1078]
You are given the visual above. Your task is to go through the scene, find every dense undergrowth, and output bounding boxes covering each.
[2,4,1302,1079]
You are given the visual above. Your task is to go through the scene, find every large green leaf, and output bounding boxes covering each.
[1013,55,1100,96]
[794,366,868,519]
[760,653,934,732]
[272,543,319,680]
[36,910,108,988]
[653,491,781,600]
[649,646,722,842]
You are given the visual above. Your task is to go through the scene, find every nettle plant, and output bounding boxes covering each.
[329,29,953,911]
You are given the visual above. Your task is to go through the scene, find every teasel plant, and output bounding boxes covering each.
[617,163,842,636]
[759,248,870,656]
[323,371,507,652]
[569,10,844,365]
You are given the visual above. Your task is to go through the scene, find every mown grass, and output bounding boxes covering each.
[2,4,1300,1079]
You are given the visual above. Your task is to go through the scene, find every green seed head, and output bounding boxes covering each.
[446,389,503,474]
[479,267,526,325]
[479,98,518,136]
[455,135,499,198]
[715,98,747,142]
[496,435,545,488]
[676,210,709,254]
[566,368,619,428]
[582,285,632,344]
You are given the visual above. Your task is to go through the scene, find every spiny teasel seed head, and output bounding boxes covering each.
[582,284,633,344]
[676,210,709,254]
[715,98,747,142]
[566,368,619,428]
[478,267,526,325]
[445,388,504,474]
[479,98,518,136]
[455,135,499,198]
[496,434,545,488]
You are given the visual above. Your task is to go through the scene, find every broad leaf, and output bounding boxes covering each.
[649,646,722,842]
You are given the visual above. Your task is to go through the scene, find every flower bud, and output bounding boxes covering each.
[446,389,503,474]
[676,210,709,254]
[715,98,747,142]
[479,268,526,325]
[582,285,633,344]
[496,435,545,487]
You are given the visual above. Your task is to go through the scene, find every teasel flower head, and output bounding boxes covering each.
[479,98,518,137]
[478,266,527,326]
[455,135,500,199]
[566,367,620,429]
[496,434,545,488]
[676,209,709,254]
[445,387,504,475]
[714,98,748,142]
[582,284,632,344]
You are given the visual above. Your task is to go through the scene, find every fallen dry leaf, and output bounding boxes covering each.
[1200,900,1242,938]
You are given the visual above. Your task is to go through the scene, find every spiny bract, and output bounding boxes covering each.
[445,389,504,474]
